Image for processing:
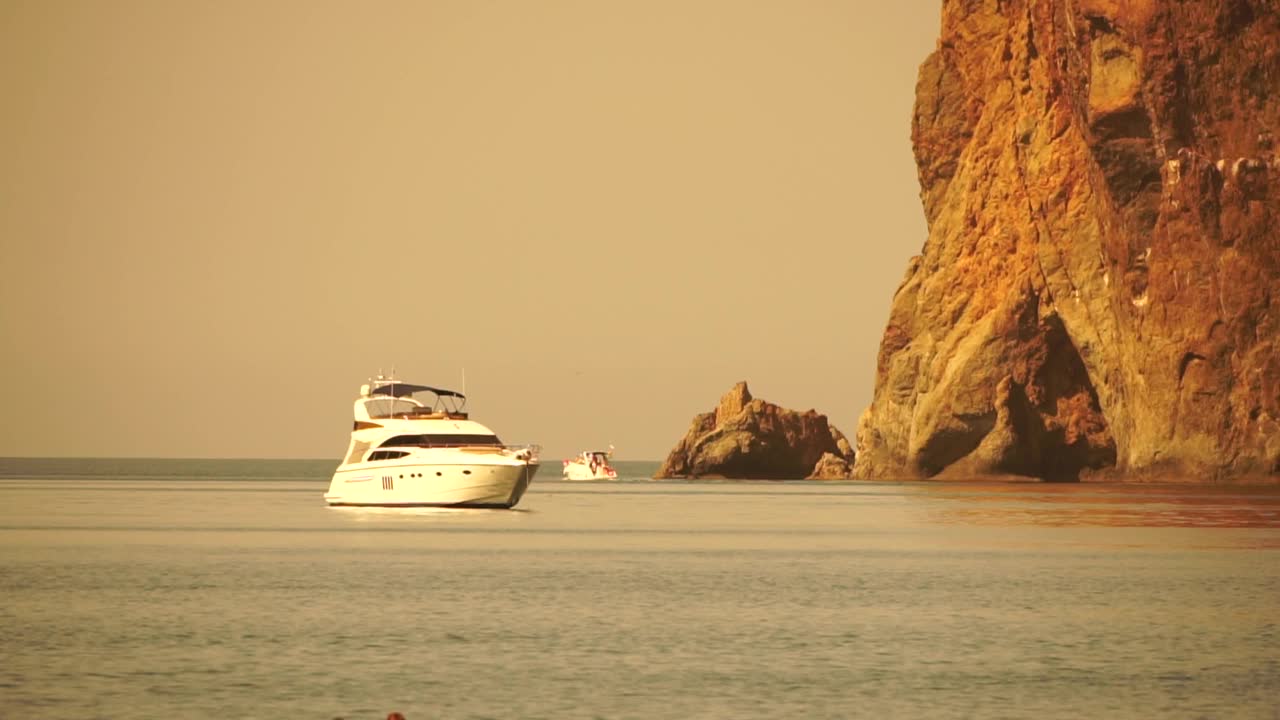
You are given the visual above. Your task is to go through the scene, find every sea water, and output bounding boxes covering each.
[1,458,1278,719]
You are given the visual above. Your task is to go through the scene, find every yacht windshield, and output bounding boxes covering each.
[363,397,421,419]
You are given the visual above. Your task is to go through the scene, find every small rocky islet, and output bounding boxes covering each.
[655,382,855,480]
[658,1,1278,483]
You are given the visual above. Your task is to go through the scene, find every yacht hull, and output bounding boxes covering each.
[562,465,617,481]
[324,461,539,509]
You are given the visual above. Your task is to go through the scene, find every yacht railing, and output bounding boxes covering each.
[503,444,541,461]
[382,441,540,460]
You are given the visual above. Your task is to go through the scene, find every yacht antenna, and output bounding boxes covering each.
[390,365,398,413]
[462,367,467,410]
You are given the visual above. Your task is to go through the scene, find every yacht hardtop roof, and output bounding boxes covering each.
[370,381,465,399]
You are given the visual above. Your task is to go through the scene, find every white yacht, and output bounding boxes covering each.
[562,447,618,481]
[323,377,539,509]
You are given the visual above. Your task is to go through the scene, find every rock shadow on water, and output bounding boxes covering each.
[913,481,1280,531]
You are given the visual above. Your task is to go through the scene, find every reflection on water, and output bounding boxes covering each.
[331,506,491,517]
[913,482,1280,531]
[1,460,1278,720]
[330,505,535,522]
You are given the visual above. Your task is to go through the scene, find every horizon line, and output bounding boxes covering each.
[0,455,665,462]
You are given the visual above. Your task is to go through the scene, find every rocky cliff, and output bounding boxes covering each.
[855,0,1279,482]
[656,382,855,479]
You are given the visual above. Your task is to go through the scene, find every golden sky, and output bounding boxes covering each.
[1,0,941,460]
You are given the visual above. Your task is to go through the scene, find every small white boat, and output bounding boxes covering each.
[323,376,539,509]
[562,447,618,481]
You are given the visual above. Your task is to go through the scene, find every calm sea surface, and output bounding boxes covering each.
[1,458,1278,719]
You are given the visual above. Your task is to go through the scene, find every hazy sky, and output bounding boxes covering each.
[1,0,941,461]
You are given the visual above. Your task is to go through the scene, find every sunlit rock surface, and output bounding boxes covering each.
[807,452,854,480]
[855,0,1279,482]
[656,382,855,479]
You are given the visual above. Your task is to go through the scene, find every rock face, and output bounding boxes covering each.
[807,452,854,480]
[656,382,855,479]
[856,0,1279,482]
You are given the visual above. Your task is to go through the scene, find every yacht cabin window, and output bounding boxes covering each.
[379,434,502,448]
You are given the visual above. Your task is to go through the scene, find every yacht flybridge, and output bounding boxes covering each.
[323,376,539,509]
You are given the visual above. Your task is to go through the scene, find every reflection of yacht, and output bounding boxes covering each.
[323,376,539,508]
[562,447,617,481]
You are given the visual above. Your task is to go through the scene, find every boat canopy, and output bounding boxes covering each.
[371,382,465,399]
